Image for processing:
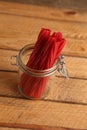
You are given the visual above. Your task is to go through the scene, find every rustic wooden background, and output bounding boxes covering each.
[0,0,87,130]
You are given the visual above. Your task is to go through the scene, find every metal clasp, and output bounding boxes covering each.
[10,55,18,66]
[58,55,69,79]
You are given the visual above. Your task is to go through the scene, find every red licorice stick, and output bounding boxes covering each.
[19,29,50,87]
[27,28,51,68]
[19,28,66,98]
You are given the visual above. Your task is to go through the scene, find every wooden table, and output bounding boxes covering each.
[0,0,87,130]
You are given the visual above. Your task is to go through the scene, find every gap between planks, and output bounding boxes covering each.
[0,125,82,130]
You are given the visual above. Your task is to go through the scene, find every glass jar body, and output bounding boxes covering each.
[18,69,57,99]
[17,44,60,99]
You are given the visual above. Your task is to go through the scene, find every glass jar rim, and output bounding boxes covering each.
[17,44,60,77]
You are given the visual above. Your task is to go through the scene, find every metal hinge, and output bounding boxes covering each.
[58,55,69,79]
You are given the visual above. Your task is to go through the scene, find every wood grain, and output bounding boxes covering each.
[0,49,18,72]
[0,49,87,79]
[0,9,87,57]
[0,1,87,130]
[0,38,87,58]
[0,2,87,57]
[0,71,87,104]
[0,72,20,97]
[0,97,87,129]
[0,13,87,40]
[0,127,30,130]
[0,1,87,22]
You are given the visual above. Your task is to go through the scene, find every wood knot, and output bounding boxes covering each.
[81,47,85,51]
[64,11,77,15]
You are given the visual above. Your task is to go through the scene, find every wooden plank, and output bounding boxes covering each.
[0,1,87,23]
[0,49,87,79]
[0,72,20,97]
[0,127,30,130]
[0,97,87,129]
[0,13,87,41]
[0,0,87,10]
[0,71,87,104]
[0,38,87,58]
[0,49,18,72]
[63,38,87,58]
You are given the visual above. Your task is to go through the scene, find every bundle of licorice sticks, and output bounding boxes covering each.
[19,28,66,99]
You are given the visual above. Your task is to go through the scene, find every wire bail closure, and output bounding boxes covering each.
[58,55,69,79]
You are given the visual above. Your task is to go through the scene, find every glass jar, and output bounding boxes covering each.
[11,44,69,99]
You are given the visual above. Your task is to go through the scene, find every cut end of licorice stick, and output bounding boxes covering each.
[19,28,66,99]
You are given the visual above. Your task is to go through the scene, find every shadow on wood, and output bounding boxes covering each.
[0,0,87,10]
